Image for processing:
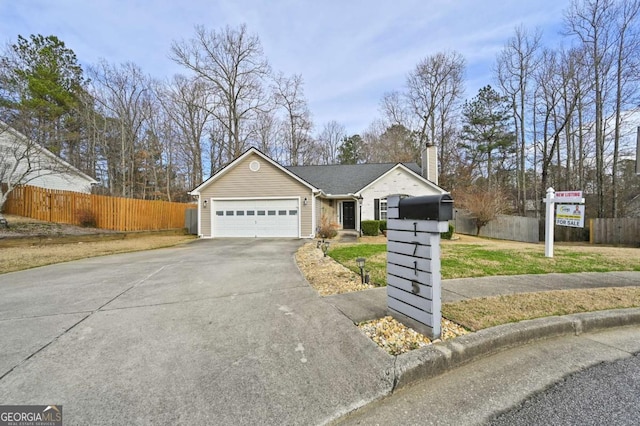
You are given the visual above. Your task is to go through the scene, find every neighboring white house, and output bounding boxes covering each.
[190,147,447,239]
[0,122,97,194]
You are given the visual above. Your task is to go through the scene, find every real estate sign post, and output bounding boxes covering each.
[543,188,585,258]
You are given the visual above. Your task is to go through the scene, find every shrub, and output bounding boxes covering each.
[361,220,380,236]
[379,220,387,232]
[76,209,97,228]
[441,223,455,240]
[317,214,338,239]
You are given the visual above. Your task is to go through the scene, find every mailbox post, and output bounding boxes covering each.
[386,194,453,339]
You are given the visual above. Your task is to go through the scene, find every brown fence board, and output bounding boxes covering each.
[591,218,640,245]
[4,185,192,232]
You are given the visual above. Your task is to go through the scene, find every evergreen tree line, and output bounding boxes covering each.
[1,0,639,218]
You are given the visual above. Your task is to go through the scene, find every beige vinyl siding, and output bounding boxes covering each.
[199,153,314,237]
[318,199,338,228]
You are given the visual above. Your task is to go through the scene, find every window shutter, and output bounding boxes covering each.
[374,199,380,220]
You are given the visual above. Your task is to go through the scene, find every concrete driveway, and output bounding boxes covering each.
[0,239,393,425]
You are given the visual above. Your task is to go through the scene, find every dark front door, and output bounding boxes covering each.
[343,201,355,229]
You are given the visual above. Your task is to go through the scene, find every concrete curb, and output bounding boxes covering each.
[393,307,640,391]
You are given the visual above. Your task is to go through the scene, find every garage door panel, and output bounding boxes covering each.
[213,199,299,238]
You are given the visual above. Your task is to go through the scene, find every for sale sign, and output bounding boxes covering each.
[556,204,585,228]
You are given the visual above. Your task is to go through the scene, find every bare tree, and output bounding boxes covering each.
[158,74,212,190]
[610,0,640,217]
[375,52,465,182]
[317,120,346,164]
[380,91,412,128]
[564,0,617,217]
[171,24,271,167]
[406,51,466,163]
[533,49,581,194]
[87,61,152,197]
[272,73,313,165]
[252,109,278,160]
[455,186,511,235]
[359,119,385,163]
[495,25,542,215]
[366,124,418,163]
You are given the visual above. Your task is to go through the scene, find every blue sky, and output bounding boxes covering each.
[1,0,569,135]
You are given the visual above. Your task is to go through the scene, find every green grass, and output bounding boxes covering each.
[328,244,388,285]
[328,241,640,285]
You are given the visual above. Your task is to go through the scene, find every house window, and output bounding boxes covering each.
[289,210,297,215]
[374,198,387,220]
[247,210,255,216]
[380,199,387,220]
[278,210,287,215]
[236,211,245,216]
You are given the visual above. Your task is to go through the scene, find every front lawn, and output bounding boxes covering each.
[328,237,640,286]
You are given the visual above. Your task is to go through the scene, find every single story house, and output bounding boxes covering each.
[0,122,97,194]
[189,147,447,238]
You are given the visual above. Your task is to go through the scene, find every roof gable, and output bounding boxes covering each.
[190,147,318,194]
[0,121,98,185]
[359,163,446,194]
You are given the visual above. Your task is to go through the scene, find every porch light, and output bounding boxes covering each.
[304,197,308,206]
[356,257,366,283]
[203,199,208,208]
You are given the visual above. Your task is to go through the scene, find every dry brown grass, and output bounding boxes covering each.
[443,287,640,331]
[0,235,195,274]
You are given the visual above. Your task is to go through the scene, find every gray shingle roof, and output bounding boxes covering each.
[286,162,423,195]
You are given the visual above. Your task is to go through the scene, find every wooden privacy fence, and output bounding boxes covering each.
[4,185,192,231]
[455,212,639,245]
[590,218,640,245]
[454,213,540,243]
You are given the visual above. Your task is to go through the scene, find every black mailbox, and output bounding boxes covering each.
[398,194,453,221]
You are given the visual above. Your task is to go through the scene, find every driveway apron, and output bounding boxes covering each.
[0,239,393,425]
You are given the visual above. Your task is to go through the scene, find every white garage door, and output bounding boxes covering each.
[212,199,300,238]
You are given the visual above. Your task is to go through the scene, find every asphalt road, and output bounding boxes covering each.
[0,239,394,425]
[489,352,640,425]
[335,325,640,425]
